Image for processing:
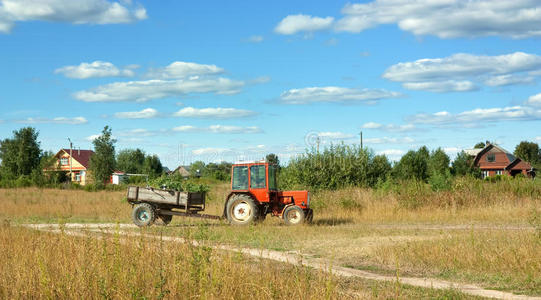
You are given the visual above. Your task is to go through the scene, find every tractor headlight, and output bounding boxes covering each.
[307,192,310,207]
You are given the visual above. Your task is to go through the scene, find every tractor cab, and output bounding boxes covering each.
[225,161,313,225]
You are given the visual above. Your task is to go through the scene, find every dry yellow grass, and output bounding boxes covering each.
[1,183,540,297]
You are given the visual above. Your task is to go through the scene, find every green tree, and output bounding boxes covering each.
[474,142,486,149]
[451,151,480,177]
[428,148,450,176]
[392,147,429,181]
[116,148,145,174]
[514,141,540,166]
[0,127,42,179]
[189,161,206,177]
[89,126,116,184]
[142,154,163,179]
[265,153,280,166]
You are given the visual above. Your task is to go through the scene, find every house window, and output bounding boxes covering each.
[60,158,69,165]
[496,170,503,175]
[486,154,495,162]
[482,170,489,179]
[75,173,81,181]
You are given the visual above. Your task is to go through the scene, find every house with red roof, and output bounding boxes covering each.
[51,149,94,185]
[466,143,535,179]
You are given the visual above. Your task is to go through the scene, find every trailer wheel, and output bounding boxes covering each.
[226,194,258,225]
[283,206,305,225]
[157,214,172,226]
[132,203,156,227]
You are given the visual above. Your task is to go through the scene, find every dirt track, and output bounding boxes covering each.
[22,223,541,300]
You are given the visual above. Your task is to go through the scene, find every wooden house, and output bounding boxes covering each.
[51,149,94,185]
[467,143,534,178]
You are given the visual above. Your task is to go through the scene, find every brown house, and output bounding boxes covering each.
[467,143,534,178]
[51,149,95,185]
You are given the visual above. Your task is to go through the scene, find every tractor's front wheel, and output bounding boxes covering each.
[283,205,305,225]
[226,194,259,225]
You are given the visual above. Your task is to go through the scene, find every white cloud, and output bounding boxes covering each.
[334,0,541,39]
[318,131,354,140]
[484,74,535,87]
[0,0,147,34]
[247,35,263,43]
[146,61,224,79]
[85,134,100,141]
[17,116,88,124]
[274,14,334,35]
[114,108,158,119]
[402,80,477,93]
[172,125,262,134]
[535,136,541,142]
[377,149,405,159]
[74,77,244,102]
[383,52,541,92]
[365,137,414,144]
[361,122,416,132]
[280,86,401,104]
[55,61,136,79]
[526,93,541,106]
[117,128,163,137]
[174,107,257,119]
[192,147,233,156]
[409,106,541,125]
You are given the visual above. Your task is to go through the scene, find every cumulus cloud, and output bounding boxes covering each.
[17,116,88,124]
[274,14,334,35]
[334,0,541,39]
[279,86,401,104]
[85,134,101,141]
[173,125,262,134]
[114,108,158,119]
[55,61,136,79]
[408,106,541,125]
[146,61,224,79]
[0,0,147,33]
[365,137,414,144]
[526,93,541,106]
[484,75,535,87]
[383,52,541,92]
[376,149,405,159]
[403,80,478,93]
[74,77,244,102]
[174,107,257,119]
[361,122,416,132]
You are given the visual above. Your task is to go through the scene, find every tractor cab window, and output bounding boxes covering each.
[268,165,277,190]
[232,166,248,190]
[250,165,266,189]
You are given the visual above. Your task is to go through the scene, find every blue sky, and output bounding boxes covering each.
[1,0,541,168]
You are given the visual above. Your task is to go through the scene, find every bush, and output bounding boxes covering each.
[281,144,390,190]
[150,175,210,193]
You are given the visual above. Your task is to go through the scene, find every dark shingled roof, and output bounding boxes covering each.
[61,149,94,169]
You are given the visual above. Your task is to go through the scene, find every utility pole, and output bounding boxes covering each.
[68,138,73,182]
[360,130,363,149]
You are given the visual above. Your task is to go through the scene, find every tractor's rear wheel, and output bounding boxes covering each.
[132,203,156,227]
[226,194,259,225]
[283,205,305,225]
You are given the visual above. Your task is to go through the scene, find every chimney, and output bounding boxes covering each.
[78,148,80,156]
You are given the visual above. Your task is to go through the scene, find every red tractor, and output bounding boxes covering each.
[223,161,313,225]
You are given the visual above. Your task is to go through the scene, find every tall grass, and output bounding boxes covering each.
[0,225,338,299]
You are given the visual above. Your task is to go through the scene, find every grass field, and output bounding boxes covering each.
[1,180,540,298]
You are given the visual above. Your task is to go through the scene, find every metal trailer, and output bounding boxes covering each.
[126,186,220,227]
